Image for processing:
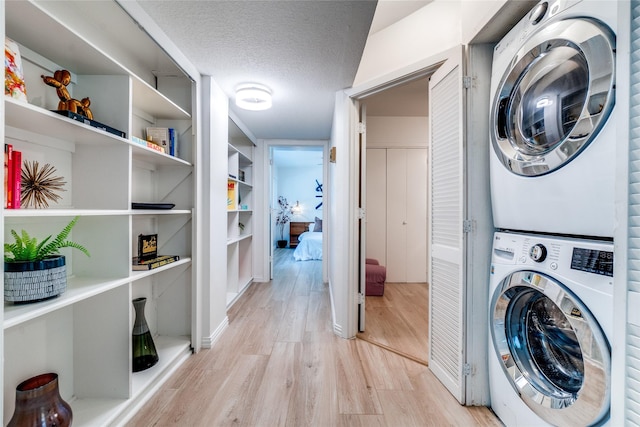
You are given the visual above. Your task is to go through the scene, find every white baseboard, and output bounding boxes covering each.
[328,279,343,336]
[201,316,229,349]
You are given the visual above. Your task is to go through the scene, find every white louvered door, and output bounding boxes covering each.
[428,48,466,402]
[625,2,640,424]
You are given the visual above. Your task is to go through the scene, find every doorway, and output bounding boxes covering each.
[268,144,327,280]
[356,77,430,365]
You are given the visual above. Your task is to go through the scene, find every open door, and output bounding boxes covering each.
[428,47,467,402]
[358,103,367,332]
[269,147,275,280]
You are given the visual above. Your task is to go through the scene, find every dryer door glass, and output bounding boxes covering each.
[514,46,588,154]
[490,271,610,426]
[490,18,615,176]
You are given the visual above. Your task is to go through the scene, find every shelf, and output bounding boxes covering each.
[4,209,130,218]
[226,277,253,308]
[5,98,126,146]
[130,209,192,216]
[228,143,252,163]
[3,209,192,218]
[227,122,253,309]
[5,99,192,169]
[227,176,252,187]
[227,235,253,245]
[4,276,130,329]
[130,258,192,280]
[6,1,190,123]
[6,1,126,76]
[2,0,199,423]
[71,335,191,426]
[131,76,191,121]
[130,141,193,167]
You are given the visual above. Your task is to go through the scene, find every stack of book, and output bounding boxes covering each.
[132,233,180,271]
[132,136,165,153]
[4,144,22,209]
[145,127,178,156]
[132,254,180,271]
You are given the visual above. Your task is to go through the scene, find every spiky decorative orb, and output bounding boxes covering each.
[20,161,67,208]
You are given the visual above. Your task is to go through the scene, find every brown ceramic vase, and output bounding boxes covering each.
[8,372,72,427]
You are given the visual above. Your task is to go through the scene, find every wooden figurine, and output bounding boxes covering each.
[41,69,93,119]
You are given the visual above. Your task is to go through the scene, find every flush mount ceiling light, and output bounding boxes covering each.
[235,84,272,111]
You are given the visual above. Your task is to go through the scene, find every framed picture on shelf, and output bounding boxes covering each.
[137,233,158,262]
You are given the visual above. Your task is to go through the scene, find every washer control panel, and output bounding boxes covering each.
[492,232,614,278]
[571,247,614,277]
[529,244,547,262]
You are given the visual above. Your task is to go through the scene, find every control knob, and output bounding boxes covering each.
[529,244,547,262]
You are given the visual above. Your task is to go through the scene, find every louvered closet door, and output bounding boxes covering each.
[625,2,640,423]
[428,48,466,403]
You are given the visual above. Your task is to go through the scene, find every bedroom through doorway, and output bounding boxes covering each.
[269,145,326,281]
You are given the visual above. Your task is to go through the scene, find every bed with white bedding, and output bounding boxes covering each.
[293,231,322,261]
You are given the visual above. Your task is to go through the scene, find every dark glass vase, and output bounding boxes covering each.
[132,297,159,372]
[8,372,72,427]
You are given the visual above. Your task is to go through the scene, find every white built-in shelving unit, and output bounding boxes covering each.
[2,1,198,424]
[226,119,254,307]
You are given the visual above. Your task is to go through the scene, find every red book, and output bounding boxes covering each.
[5,144,13,208]
[12,150,21,209]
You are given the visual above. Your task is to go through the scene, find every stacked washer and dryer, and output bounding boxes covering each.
[488,1,619,426]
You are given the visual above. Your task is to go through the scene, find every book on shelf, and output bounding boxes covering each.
[132,136,165,153]
[168,127,177,156]
[132,255,180,271]
[12,150,21,209]
[5,144,12,208]
[52,110,126,138]
[4,144,22,209]
[227,180,236,210]
[146,127,170,154]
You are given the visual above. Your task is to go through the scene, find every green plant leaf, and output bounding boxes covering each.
[4,216,90,262]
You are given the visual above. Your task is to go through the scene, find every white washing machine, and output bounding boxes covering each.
[489,231,612,427]
[489,0,619,239]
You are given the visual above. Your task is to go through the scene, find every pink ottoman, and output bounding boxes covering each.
[365,259,386,296]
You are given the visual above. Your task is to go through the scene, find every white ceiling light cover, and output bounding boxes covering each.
[236,84,272,111]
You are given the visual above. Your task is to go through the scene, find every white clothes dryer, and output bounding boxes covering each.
[489,231,613,426]
[489,0,619,239]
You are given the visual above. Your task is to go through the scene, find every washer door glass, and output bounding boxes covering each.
[490,271,610,426]
[491,18,615,176]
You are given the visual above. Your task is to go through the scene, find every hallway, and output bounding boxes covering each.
[127,249,500,426]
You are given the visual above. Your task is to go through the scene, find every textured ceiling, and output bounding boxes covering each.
[136,0,378,140]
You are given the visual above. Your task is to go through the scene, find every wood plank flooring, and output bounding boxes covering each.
[357,282,429,365]
[126,249,500,427]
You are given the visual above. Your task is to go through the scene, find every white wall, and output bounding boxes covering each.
[328,92,359,337]
[200,76,230,348]
[366,116,428,148]
[354,0,510,87]
[276,164,323,243]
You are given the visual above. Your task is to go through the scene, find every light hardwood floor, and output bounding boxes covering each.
[358,282,429,365]
[127,249,500,426]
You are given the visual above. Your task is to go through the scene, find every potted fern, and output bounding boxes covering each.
[4,216,90,303]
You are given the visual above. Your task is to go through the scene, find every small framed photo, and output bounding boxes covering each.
[138,233,158,261]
